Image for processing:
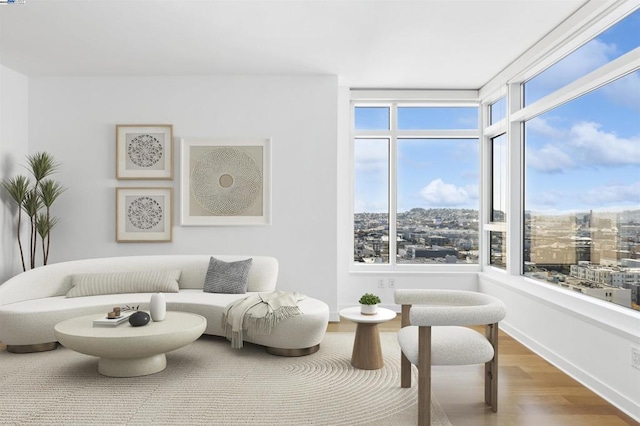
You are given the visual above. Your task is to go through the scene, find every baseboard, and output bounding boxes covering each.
[500,321,640,422]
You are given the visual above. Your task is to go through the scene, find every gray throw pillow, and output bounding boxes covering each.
[203,257,252,294]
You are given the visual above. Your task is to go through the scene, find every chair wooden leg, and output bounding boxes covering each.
[485,323,499,412]
[401,304,412,388]
[418,326,431,426]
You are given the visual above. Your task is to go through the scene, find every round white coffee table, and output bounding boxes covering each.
[339,307,396,370]
[54,311,206,377]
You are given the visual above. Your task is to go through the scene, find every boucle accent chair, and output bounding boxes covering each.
[394,289,507,426]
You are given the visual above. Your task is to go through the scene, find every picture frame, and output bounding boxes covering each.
[116,187,173,242]
[116,124,173,180]
[180,138,271,226]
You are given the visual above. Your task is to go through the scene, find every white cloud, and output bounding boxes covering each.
[527,116,566,139]
[419,178,474,207]
[532,39,616,91]
[527,118,640,173]
[602,71,640,111]
[527,143,574,173]
[354,139,387,173]
[581,181,640,205]
[569,121,640,166]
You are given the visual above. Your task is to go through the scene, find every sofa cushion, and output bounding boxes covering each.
[66,269,181,298]
[203,257,252,294]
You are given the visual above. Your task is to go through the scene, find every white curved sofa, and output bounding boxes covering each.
[0,255,330,356]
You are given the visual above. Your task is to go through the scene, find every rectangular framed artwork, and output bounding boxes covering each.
[116,124,173,179]
[116,187,173,242]
[180,138,271,226]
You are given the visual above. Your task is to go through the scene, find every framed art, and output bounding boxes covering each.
[116,187,173,242]
[116,124,173,179]
[180,138,271,226]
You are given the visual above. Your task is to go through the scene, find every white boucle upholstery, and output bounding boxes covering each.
[398,325,495,365]
[395,289,506,326]
[395,289,506,422]
[0,255,329,351]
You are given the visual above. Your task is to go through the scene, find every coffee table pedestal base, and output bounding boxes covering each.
[98,353,167,377]
[98,354,167,377]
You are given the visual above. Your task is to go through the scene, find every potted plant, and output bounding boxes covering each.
[359,293,381,315]
[2,152,65,271]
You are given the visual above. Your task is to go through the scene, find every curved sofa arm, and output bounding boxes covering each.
[395,289,506,326]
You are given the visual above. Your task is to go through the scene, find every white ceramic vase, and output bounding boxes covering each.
[150,292,166,322]
[360,304,378,315]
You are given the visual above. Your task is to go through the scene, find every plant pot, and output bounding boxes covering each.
[360,304,378,315]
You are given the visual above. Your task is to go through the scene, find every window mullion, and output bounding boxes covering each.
[507,82,523,276]
[389,103,398,268]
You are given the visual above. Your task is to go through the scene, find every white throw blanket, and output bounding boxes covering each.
[222,290,306,349]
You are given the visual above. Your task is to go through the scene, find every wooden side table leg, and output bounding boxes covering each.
[351,322,383,370]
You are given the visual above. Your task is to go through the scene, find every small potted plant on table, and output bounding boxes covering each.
[359,293,381,315]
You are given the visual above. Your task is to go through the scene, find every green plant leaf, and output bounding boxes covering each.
[22,190,42,218]
[38,179,66,207]
[359,293,381,305]
[1,175,31,206]
[27,151,60,182]
[36,213,59,238]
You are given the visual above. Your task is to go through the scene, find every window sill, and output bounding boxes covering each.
[478,270,640,342]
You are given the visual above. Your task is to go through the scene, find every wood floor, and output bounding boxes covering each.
[1,320,637,425]
[328,316,639,425]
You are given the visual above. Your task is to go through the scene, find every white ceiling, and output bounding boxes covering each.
[0,0,588,89]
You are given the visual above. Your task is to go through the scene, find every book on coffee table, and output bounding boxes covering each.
[93,311,134,327]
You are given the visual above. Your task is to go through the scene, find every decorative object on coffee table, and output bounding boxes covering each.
[150,293,166,321]
[359,292,381,315]
[129,311,150,327]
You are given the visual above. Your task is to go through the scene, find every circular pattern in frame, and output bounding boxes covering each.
[190,147,262,216]
[127,196,163,230]
[128,134,163,168]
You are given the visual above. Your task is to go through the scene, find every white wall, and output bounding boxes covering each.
[480,271,640,420]
[26,75,338,311]
[0,65,29,282]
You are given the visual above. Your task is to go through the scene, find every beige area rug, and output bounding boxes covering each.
[0,332,451,426]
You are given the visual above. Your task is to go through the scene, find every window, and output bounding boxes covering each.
[353,101,480,267]
[523,71,640,310]
[487,133,508,270]
[524,8,640,105]
[489,97,507,125]
[490,134,507,223]
[514,7,640,311]
[354,138,390,263]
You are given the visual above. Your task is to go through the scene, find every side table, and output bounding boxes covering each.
[339,306,397,370]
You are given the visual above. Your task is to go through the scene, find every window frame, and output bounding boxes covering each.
[350,92,482,273]
[479,4,640,303]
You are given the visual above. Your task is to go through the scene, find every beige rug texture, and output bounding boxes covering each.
[0,332,451,425]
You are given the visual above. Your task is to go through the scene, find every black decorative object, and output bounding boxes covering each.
[129,311,150,327]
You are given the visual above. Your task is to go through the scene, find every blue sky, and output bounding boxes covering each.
[354,109,478,214]
[355,10,639,215]
[525,8,640,214]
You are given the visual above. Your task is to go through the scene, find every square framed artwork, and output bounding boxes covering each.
[180,138,271,226]
[116,187,173,242]
[116,124,173,179]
